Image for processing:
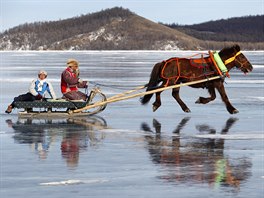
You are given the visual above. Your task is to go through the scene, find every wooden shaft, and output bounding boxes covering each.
[73,76,221,113]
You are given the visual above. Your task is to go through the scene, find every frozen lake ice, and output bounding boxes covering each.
[0,51,263,198]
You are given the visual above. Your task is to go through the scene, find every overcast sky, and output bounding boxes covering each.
[1,0,263,32]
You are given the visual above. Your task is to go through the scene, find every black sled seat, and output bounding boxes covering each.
[13,99,87,110]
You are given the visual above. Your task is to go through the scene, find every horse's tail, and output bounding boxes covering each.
[141,62,163,105]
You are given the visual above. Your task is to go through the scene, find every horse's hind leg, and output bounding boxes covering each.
[215,82,239,114]
[152,91,162,112]
[195,85,216,104]
[172,87,191,113]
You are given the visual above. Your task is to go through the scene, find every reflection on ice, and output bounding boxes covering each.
[6,116,107,168]
[141,117,252,190]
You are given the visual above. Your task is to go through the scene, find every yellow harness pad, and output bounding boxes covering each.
[224,51,241,65]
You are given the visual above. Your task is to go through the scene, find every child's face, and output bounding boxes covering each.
[39,73,46,80]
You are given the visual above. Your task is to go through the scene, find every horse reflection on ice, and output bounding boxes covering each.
[6,116,107,168]
[141,117,252,190]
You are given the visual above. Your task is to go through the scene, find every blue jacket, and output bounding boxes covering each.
[29,79,57,99]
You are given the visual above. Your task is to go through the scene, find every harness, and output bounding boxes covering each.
[160,51,241,87]
[224,51,241,64]
[161,53,216,86]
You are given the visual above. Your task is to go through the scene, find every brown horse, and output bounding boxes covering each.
[141,45,253,114]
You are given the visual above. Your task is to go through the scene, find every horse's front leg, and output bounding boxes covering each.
[195,85,216,104]
[172,87,191,113]
[152,91,162,112]
[215,82,239,114]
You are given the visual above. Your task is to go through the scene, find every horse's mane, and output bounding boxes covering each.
[219,45,240,57]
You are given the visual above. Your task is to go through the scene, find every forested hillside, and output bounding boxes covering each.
[0,7,197,50]
[0,7,263,50]
[163,15,264,43]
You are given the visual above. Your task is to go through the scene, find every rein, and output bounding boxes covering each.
[224,51,241,65]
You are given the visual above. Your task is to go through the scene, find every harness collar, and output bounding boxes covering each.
[224,51,241,65]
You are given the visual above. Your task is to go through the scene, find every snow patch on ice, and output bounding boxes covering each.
[195,133,264,140]
[39,179,108,186]
[0,131,6,134]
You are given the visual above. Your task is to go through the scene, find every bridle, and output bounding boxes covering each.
[224,51,249,70]
[224,51,241,64]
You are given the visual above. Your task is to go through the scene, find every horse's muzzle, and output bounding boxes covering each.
[240,64,253,74]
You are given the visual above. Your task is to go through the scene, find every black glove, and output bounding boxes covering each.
[35,94,43,100]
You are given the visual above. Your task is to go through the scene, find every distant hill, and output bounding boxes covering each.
[163,15,264,43]
[0,7,263,50]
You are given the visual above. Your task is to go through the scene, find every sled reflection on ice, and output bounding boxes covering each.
[6,116,107,168]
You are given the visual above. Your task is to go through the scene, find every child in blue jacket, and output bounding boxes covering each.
[5,70,57,113]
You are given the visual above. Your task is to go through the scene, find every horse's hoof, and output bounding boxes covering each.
[184,108,191,113]
[233,109,239,114]
[152,105,159,112]
[229,109,239,114]
[195,98,201,104]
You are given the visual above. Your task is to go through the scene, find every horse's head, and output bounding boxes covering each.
[219,45,253,74]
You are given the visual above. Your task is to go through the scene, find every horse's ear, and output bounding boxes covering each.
[233,44,240,52]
